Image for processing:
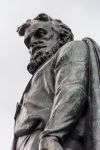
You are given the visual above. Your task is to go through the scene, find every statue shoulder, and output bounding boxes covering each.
[58,40,88,57]
[55,40,89,67]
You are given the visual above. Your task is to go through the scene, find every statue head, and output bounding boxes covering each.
[17,13,74,74]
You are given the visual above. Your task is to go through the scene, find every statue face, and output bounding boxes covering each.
[24,21,58,57]
[24,21,59,74]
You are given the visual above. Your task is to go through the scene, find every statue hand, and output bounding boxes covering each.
[39,137,64,150]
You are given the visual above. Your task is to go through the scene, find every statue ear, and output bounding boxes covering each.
[17,23,30,36]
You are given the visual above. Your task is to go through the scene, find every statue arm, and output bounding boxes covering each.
[39,41,89,150]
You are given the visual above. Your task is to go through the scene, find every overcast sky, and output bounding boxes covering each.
[0,0,100,149]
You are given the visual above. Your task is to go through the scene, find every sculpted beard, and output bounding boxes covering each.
[27,41,61,75]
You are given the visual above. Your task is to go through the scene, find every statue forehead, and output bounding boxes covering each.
[24,20,54,37]
[28,20,52,30]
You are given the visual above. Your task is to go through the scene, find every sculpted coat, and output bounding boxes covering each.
[12,39,100,150]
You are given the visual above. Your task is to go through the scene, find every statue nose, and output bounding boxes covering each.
[29,48,32,54]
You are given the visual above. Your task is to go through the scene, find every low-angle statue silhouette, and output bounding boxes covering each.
[12,13,100,150]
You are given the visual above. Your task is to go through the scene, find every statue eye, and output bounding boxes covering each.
[35,28,47,38]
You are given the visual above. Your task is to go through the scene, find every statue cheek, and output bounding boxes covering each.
[44,32,55,41]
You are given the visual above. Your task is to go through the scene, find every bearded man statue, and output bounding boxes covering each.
[12,13,100,150]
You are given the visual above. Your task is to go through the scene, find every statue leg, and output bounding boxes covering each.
[16,130,41,150]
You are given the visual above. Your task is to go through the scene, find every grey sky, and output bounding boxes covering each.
[0,0,100,149]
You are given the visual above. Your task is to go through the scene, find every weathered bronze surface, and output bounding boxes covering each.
[12,14,100,150]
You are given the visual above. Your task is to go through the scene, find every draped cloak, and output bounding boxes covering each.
[82,38,100,150]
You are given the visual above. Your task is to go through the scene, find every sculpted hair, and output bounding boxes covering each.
[17,13,74,46]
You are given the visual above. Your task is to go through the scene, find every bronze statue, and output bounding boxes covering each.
[12,13,100,150]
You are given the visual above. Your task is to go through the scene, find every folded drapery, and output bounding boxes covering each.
[83,38,100,150]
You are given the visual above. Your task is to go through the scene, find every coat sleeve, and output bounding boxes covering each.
[39,41,89,150]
